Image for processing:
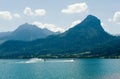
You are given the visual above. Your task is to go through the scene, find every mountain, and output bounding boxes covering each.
[0,32,11,38]
[0,23,55,41]
[0,32,12,44]
[61,15,112,44]
[0,15,119,58]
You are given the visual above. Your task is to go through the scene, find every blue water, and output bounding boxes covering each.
[0,59,120,79]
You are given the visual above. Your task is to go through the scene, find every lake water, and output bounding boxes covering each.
[0,59,120,79]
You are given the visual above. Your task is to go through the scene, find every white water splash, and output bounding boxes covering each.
[25,58,44,63]
[17,58,44,64]
[46,59,75,63]
[17,59,75,64]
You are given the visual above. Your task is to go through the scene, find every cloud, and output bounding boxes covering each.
[109,11,120,24]
[101,22,104,26]
[63,20,81,30]
[24,7,33,16]
[108,18,112,22]
[23,7,46,16]
[113,12,120,24]
[0,11,13,20]
[33,20,82,32]
[35,9,46,16]
[70,20,81,27]
[61,2,88,14]
[32,21,65,32]
[13,13,21,18]
[0,11,21,20]
[101,22,107,27]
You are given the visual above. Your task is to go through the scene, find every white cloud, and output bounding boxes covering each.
[32,20,82,32]
[0,11,13,20]
[32,21,65,32]
[63,20,81,30]
[35,9,46,16]
[0,11,21,20]
[13,13,21,18]
[24,7,33,16]
[108,18,112,22]
[113,12,120,24]
[70,20,81,28]
[101,22,107,27]
[61,2,88,14]
[109,11,120,24]
[23,7,46,16]
[101,22,104,26]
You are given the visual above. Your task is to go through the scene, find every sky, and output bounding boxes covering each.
[0,0,120,35]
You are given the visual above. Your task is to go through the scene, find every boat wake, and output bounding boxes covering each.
[46,59,75,63]
[17,58,75,64]
[18,58,44,64]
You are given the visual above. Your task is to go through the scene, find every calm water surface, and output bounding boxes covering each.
[0,59,120,79]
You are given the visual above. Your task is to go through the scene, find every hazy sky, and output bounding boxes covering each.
[0,0,120,34]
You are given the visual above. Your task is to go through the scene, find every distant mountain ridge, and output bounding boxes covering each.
[0,23,56,41]
[0,32,11,38]
[0,15,119,58]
